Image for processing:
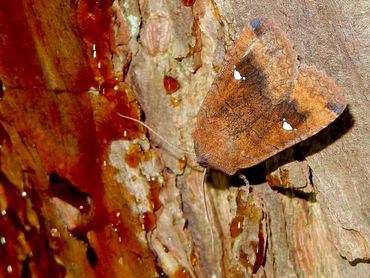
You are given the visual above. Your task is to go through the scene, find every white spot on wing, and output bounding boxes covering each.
[233,66,246,81]
[282,118,295,131]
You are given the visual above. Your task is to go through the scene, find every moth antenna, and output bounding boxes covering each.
[118,113,215,256]
[116,112,195,157]
[202,167,215,256]
[116,112,215,254]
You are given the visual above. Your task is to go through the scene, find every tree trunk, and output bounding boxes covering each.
[0,0,368,277]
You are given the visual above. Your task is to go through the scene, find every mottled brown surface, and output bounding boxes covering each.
[0,0,368,277]
[193,19,346,175]
[128,0,369,277]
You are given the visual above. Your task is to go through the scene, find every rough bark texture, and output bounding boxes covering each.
[0,0,368,277]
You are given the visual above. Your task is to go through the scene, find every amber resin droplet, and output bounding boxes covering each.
[230,215,244,238]
[181,0,196,7]
[149,177,161,211]
[178,156,187,170]
[190,251,198,267]
[143,211,156,232]
[170,96,181,107]
[0,80,4,98]
[125,144,145,168]
[174,268,191,278]
[163,75,179,94]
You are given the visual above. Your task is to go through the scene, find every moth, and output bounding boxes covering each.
[120,18,347,175]
[192,18,347,175]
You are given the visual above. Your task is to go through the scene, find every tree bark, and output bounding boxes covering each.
[0,0,368,277]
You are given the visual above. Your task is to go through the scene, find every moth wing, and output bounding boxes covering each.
[192,19,346,175]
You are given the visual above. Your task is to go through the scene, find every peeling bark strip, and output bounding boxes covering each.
[0,0,369,277]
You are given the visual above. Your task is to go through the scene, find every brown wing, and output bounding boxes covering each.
[192,19,346,175]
